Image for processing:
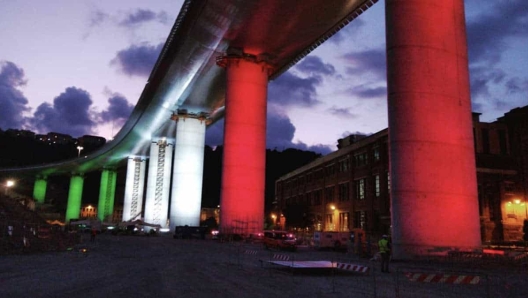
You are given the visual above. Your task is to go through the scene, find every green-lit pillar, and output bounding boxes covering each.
[33,176,47,204]
[65,174,84,223]
[97,169,117,222]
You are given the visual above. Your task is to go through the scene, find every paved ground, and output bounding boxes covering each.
[0,233,526,298]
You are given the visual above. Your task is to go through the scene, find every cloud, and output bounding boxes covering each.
[0,61,30,130]
[111,43,164,77]
[89,9,109,27]
[119,9,169,27]
[205,111,333,155]
[469,66,506,99]
[342,49,386,80]
[329,19,366,45]
[327,106,358,119]
[346,84,387,99]
[99,93,134,126]
[505,78,528,95]
[466,0,528,66]
[268,72,322,107]
[30,87,96,137]
[296,56,336,76]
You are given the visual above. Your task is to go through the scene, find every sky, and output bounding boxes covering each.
[1,0,527,156]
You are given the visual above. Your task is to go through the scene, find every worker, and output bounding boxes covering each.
[378,235,391,273]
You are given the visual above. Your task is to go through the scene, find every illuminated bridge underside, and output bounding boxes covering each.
[0,0,377,176]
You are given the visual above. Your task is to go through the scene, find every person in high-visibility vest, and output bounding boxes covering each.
[378,235,391,273]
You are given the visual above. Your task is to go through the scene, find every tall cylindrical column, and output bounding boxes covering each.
[33,176,47,204]
[65,174,84,223]
[123,157,146,221]
[97,169,117,222]
[144,139,173,230]
[170,116,206,230]
[385,0,481,259]
[218,56,268,235]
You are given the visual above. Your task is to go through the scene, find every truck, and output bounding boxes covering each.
[313,231,350,250]
[312,229,366,251]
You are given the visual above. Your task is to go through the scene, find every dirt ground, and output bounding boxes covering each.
[0,233,526,298]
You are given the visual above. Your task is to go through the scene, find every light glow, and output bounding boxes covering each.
[144,140,173,231]
[220,58,267,235]
[386,0,480,258]
[33,177,47,204]
[170,118,206,230]
[65,175,84,222]
[123,158,146,221]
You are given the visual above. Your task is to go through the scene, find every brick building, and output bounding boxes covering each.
[275,106,528,243]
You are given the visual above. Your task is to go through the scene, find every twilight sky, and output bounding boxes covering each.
[1,0,527,155]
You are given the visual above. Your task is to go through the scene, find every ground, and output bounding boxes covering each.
[0,233,526,298]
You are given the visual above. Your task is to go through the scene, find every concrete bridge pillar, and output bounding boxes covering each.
[169,114,207,231]
[97,168,117,222]
[33,175,47,204]
[216,53,269,235]
[65,173,84,223]
[144,138,173,230]
[123,157,146,222]
[385,0,481,259]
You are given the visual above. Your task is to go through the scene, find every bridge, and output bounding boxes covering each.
[0,0,480,259]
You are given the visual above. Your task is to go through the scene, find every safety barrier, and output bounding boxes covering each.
[335,262,369,274]
[404,272,480,284]
[272,253,290,261]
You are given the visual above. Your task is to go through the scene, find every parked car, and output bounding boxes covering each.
[263,230,297,251]
[246,232,264,243]
[173,226,208,239]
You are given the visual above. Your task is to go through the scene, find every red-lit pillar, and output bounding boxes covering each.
[385,0,481,259]
[217,54,269,235]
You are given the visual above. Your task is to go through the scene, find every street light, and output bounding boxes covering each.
[271,214,277,228]
[5,180,14,195]
[77,146,84,157]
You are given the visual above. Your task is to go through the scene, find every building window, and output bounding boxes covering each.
[325,186,334,203]
[355,178,366,200]
[339,158,350,172]
[325,164,335,177]
[314,190,322,205]
[375,174,380,197]
[326,214,334,231]
[354,211,367,229]
[481,128,490,154]
[338,183,349,201]
[339,212,350,232]
[373,146,380,161]
[498,130,508,155]
[354,152,368,167]
[387,172,391,191]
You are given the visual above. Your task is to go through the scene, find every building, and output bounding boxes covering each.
[78,135,106,147]
[80,204,98,219]
[36,132,75,145]
[275,106,528,243]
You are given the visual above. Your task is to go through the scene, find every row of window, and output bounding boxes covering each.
[283,172,390,202]
[279,145,384,190]
[316,211,367,231]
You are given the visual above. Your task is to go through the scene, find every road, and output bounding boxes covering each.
[0,233,526,298]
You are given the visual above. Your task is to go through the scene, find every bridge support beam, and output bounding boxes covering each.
[123,157,146,222]
[217,56,268,235]
[385,0,480,259]
[97,168,117,222]
[65,173,84,223]
[33,175,47,204]
[144,138,173,230]
[170,116,206,230]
